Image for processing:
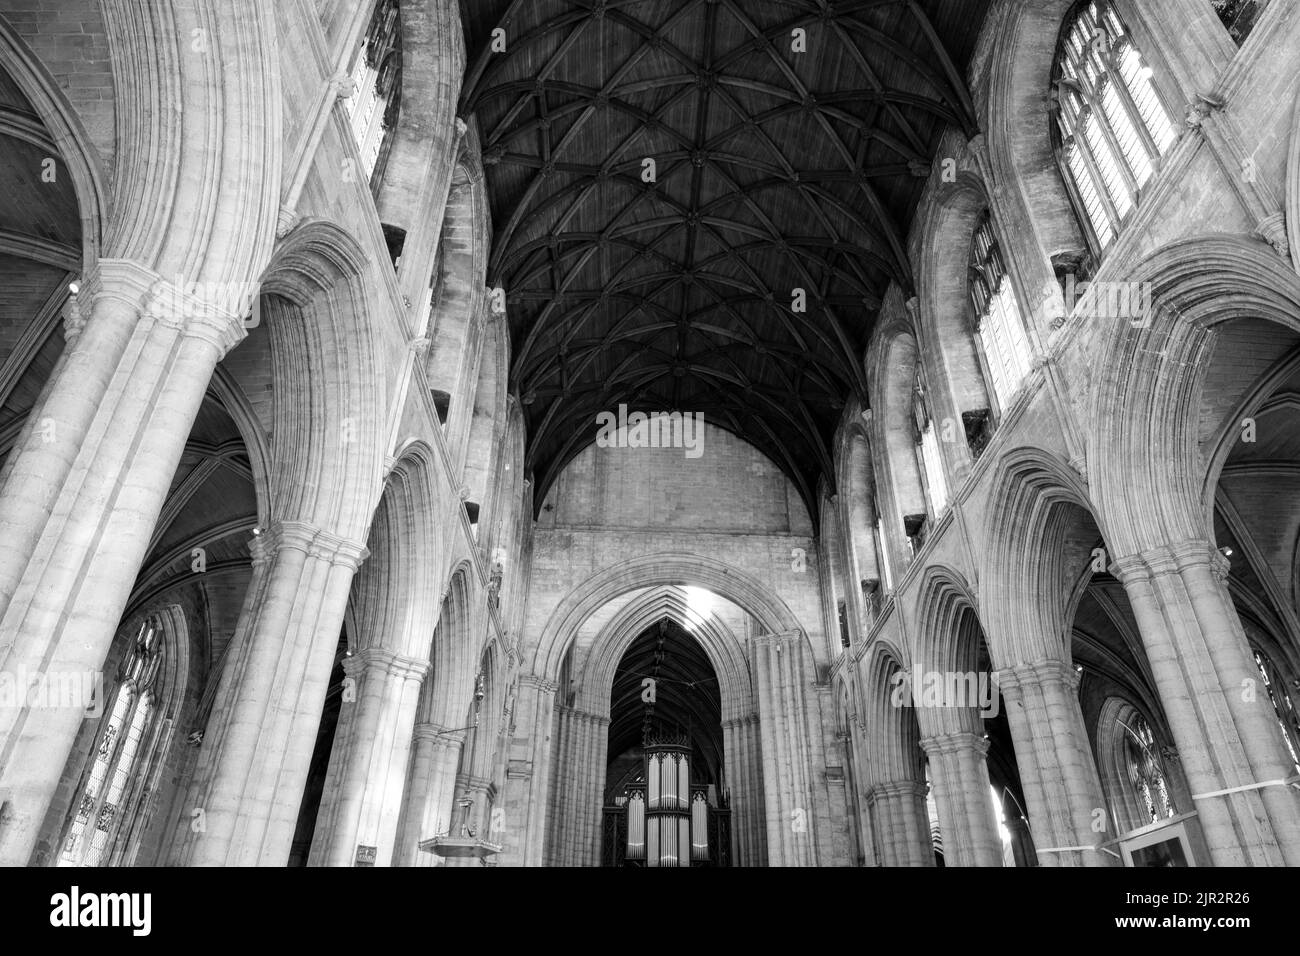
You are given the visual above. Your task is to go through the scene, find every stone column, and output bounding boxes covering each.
[308,648,428,866]
[867,781,932,866]
[574,710,609,867]
[920,731,1004,866]
[496,673,556,866]
[395,723,464,867]
[998,660,1115,866]
[547,704,576,865]
[750,631,817,865]
[171,521,368,866]
[722,714,767,866]
[0,262,247,865]
[1114,542,1300,865]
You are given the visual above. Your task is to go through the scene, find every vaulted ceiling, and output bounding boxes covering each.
[459,0,988,514]
[608,617,722,785]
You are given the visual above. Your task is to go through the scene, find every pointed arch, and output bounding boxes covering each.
[0,16,108,266]
[255,219,386,539]
[1088,235,1300,556]
[531,551,807,682]
[982,446,1102,664]
[348,440,440,660]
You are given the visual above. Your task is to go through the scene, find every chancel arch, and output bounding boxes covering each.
[535,568,814,867]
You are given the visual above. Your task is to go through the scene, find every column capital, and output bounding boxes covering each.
[413,722,466,745]
[518,673,557,694]
[920,731,990,758]
[1111,538,1228,585]
[73,260,250,356]
[255,519,370,570]
[751,629,801,649]
[870,780,928,802]
[1001,658,1080,693]
[344,647,429,682]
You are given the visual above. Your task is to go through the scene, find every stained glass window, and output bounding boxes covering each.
[1121,712,1175,825]
[1253,649,1300,774]
[58,621,163,867]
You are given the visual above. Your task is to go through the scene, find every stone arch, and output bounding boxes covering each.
[255,219,386,539]
[983,445,1101,664]
[1089,235,1300,556]
[422,561,479,730]
[819,480,851,655]
[373,0,465,238]
[1199,343,1300,524]
[838,420,882,587]
[348,441,440,660]
[982,0,1088,268]
[915,172,995,433]
[462,311,508,529]
[862,640,921,784]
[427,135,490,459]
[574,585,754,723]
[0,16,108,265]
[531,551,807,682]
[484,396,524,559]
[208,366,273,529]
[98,2,279,285]
[547,583,768,867]
[869,321,927,569]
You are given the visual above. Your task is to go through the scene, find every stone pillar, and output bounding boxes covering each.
[171,521,368,866]
[545,703,608,866]
[395,723,464,867]
[0,262,247,865]
[722,714,767,866]
[547,704,577,865]
[1114,543,1300,865]
[496,673,556,866]
[308,648,428,866]
[575,710,609,867]
[750,631,817,865]
[867,781,932,866]
[920,731,1004,866]
[998,660,1115,866]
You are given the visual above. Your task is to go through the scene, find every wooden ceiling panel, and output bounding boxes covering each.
[461,0,989,516]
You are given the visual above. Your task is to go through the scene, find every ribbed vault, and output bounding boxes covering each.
[460,0,988,514]
[609,617,724,786]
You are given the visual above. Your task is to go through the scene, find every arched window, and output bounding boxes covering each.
[58,620,164,867]
[912,369,948,519]
[1121,711,1175,825]
[1053,1,1177,251]
[968,213,1032,415]
[346,0,402,189]
[1252,649,1300,773]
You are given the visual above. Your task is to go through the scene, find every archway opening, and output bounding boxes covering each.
[602,618,727,867]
